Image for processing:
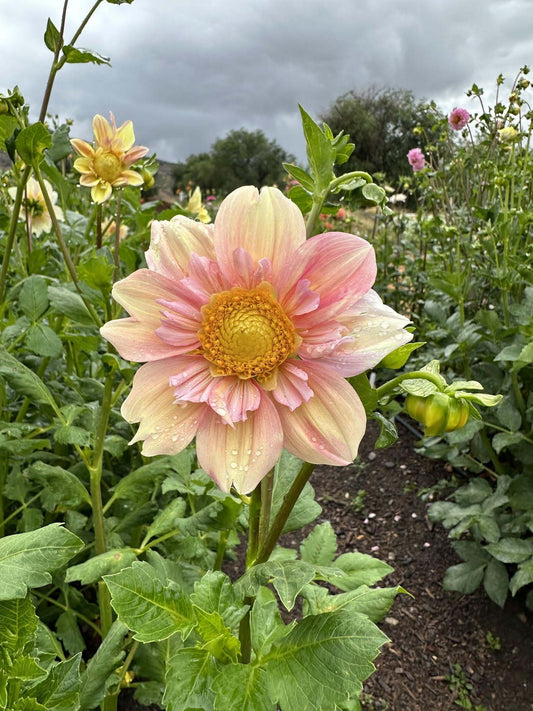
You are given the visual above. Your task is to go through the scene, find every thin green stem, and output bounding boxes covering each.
[38,0,69,123]
[258,469,274,553]
[214,530,228,570]
[35,591,101,637]
[113,190,123,282]
[255,461,315,565]
[0,165,32,302]
[32,163,103,328]
[0,492,41,531]
[375,371,445,400]
[246,485,261,568]
[96,203,103,249]
[305,196,325,239]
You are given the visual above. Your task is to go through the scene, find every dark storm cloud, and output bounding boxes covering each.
[3,0,533,163]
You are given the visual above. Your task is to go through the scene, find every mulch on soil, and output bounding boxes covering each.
[122,420,533,711]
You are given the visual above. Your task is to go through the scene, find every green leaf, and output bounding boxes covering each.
[443,562,486,594]
[12,698,47,711]
[509,558,533,596]
[492,431,524,453]
[142,497,187,542]
[104,561,196,642]
[475,514,500,543]
[213,664,274,711]
[250,587,292,658]
[271,450,321,533]
[46,124,72,163]
[19,275,49,320]
[0,596,38,655]
[262,609,388,710]
[399,360,446,396]
[303,584,405,622]
[164,647,218,711]
[299,105,335,192]
[454,478,492,505]
[194,607,241,663]
[485,537,533,563]
[79,620,128,710]
[451,541,491,566]
[44,18,61,52]
[111,458,172,502]
[331,553,394,592]
[0,114,18,152]
[15,123,52,165]
[348,374,378,415]
[62,45,111,65]
[48,286,94,325]
[0,524,83,600]
[237,560,316,611]
[9,654,47,682]
[287,184,313,215]
[370,412,398,449]
[283,163,315,192]
[53,424,92,447]
[31,654,81,711]
[361,182,387,205]
[191,571,248,630]
[483,559,509,608]
[66,548,138,585]
[56,611,85,655]
[25,324,63,358]
[29,462,91,511]
[300,522,337,566]
[0,347,59,410]
[78,255,114,292]
[378,342,425,369]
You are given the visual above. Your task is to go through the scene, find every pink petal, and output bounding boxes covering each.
[92,114,113,147]
[146,216,215,280]
[318,290,413,376]
[271,360,314,411]
[123,145,149,166]
[207,377,262,423]
[196,393,283,493]
[169,356,217,402]
[276,361,366,466]
[113,169,143,187]
[279,232,376,322]
[70,138,94,158]
[121,359,204,456]
[111,269,181,323]
[214,186,305,284]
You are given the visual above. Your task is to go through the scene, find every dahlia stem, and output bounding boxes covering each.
[0,165,32,303]
[96,204,103,249]
[246,485,261,568]
[255,461,315,565]
[38,0,69,123]
[258,469,275,552]
[113,190,123,282]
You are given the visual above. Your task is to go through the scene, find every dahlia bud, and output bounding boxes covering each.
[405,392,469,436]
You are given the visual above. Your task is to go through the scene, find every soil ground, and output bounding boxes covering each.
[121,420,533,711]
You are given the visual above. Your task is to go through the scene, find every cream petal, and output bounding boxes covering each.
[214,186,305,283]
[111,268,182,322]
[146,216,215,280]
[92,114,113,147]
[91,182,112,203]
[196,393,283,494]
[114,119,136,151]
[71,138,94,158]
[121,359,204,456]
[207,377,261,423]
[123,145,149,166]
[100,318,192,361]
[79,173,100,187]
[271,360,314,411]
[277,361,366,466]
[113,169,143,187]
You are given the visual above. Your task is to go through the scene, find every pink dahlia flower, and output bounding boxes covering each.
[101,186,412,493]
[448,107,470,131]
[407,148,426,172]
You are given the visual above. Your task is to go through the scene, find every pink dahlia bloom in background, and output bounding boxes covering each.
[448,107,470,131]
[101,187,412,493]
[407,148,426,172]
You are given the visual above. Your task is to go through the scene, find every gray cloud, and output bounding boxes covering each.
[2,0,533,163]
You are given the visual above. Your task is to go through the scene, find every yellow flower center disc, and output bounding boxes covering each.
[198,285,297,380]
[93,151,123,183]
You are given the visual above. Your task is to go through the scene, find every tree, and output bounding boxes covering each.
[320,87,440,183]
[173,129,293,196]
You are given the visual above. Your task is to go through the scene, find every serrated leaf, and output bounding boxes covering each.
[62,45,111,65]
[0,596,38,655]
[299,105,335,192]
[164,648,218,711]
[250,587,292,658]
[213,664,274,711]
[300,522,337,566]
[194,607,240,663]
[26,324,63,358]
[304,584,405,622]
[0,524,83,599]
[44,18,61,52]
[53,424,92,447]
[31,654,81,711]
[492,431,524,453]
[19,275,49,320]
[46,124,71,163]
[331,553,393,591]
[191,571,248,630]
[48,286,93,325]
[56,611,85,655]
[66,548,137,585]
[370,412,398,449]
[15,123,51,165]
[262,609,388,710]
[79,620,128,710]
[509,558,533,596]
[9,654,47,681]
[29,462,91,511]
[236,560,316,611]
[287,184,313,215]
[0,114,18,151]
[143,497,187,543]
[379,342,425,369]
[483,559,509,608]
[283,163,315,192]
[0,347,59,410]
[111,458,171,502]
[104,561,196,642]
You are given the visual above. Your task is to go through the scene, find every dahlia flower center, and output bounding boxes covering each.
[198,285,296,379]
[93,151,123,183]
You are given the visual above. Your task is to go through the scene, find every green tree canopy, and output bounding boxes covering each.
[173,129,293,196]
[320,87,440,183]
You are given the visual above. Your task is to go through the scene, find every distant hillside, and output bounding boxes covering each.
[0,151,178,204]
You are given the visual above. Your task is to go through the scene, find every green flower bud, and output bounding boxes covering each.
[405,392,469,436]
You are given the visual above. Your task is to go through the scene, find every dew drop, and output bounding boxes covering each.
[216,407,227,416]
[231,449,238,456]
[380,320,390,329]
[230,462,237,469]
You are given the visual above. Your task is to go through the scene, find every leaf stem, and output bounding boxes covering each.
[375,371,445,400]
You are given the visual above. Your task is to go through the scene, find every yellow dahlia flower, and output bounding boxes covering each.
[71,113,148,203]
[186,186,211,224]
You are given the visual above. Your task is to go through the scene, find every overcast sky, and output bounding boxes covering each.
[2,0,533,164]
